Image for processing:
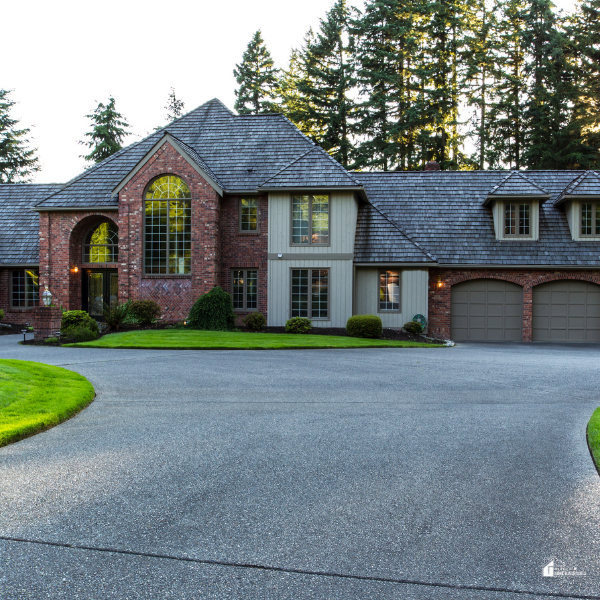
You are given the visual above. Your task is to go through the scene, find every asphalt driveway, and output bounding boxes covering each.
[1,335,599,599]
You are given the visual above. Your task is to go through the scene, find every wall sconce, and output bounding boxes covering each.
[436,277,443,288]
[72,265,79,273]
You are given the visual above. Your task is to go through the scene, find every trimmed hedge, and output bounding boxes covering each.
[285,317,313,334]
[346,314,383,339]
[61,310,98,335]
[403,320,424,335]
[243,312,267,331]
[128,300,161,325]
[188,286,236,331]
[61,326,99,343]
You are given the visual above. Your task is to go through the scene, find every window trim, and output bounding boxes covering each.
[378,270,401,313]
[238,197,260,233]
[10,268,39,309]
[503,202,531,237]
[143,175,192,276]
[580,202,600,237]
[82,221,119,264]
[231,268,259,312]
[290,194,331,247]
[289,267,330,320]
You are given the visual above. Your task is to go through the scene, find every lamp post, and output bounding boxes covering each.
[42,285,52,307]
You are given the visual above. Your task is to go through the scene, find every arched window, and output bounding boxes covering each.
[144,175,192,275]
[84,221,119,263]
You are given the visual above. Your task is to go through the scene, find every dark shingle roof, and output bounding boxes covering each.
[0,184,63,264]
[555,170,600,205]
[36,99,349,208]
[353,170,600,267]
[485,170,549,202]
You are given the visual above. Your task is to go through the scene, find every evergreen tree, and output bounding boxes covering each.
[165,88,185,122]
[80,97,130,165]
[0,89,40,183]
[233,30,280,114]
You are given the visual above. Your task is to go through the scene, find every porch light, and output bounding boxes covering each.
[42,285,52,307]
[436,277,443,288]
[72,265,79,273]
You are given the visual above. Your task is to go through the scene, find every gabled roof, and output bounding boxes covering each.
[0,184,63,264]
[353,170,600,267]
[555,170,600,205]
[259,146,361,189]
[35,98,361,209]
[483,170,549,205]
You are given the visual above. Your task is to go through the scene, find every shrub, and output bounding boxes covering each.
[128,299,161,325]
[285,317,313,334]
[102,302,129,330]
[61,310,99,335]
[44,337,58,344]
[188,286,235,331]
[346,314,383,339]
[0,309,4,321]
[61,326,99,343]
[403,320,424,335]
[243,312,267,331]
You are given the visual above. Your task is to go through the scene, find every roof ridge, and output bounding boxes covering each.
[369,202,438,263]
[169,134,225,188]
[512,170,549,194]
[258,147,315,187]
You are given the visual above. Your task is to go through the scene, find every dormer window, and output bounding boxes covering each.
[505,203,530,236]
[581,203,600,236]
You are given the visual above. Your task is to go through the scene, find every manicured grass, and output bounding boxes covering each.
[0,359,95,448]
[587,407,600,473]
[66,329,444,350]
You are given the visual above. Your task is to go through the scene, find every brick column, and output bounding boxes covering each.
[522,286,533,342]
[31,307,63,341]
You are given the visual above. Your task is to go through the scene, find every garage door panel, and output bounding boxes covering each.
[451,280,523,341]
[533,281,600,342]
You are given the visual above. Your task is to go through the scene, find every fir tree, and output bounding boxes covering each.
[0,89,40,183]
[80,97,130,165]
[165,88,185,122]
[233,30,280,114]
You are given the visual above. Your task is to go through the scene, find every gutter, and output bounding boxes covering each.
[32,206,119,212]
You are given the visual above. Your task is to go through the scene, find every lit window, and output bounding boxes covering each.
[505,203,530,236]
[292,195,329,245]
[12,269,39,308]
[291,268,328,319]
[144,175,191,275]
[379,271,400,311]
[84,222,118,263]
[232,269,258,310]
[240,198,258,231]
[581,203,600,236]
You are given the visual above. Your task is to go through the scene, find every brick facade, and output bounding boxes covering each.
[428,268,600,341]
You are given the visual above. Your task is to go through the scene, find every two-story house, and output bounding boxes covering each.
[1,99,599,342]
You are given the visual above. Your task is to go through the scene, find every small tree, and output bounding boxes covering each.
[233,30,280,114]
[80,97,130,165]
[165,88,185,122]
[0,89,40,183]
[188,287,236,331]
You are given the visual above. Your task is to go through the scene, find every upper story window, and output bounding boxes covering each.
[581,203,600,236]
[239,198,258,231]
[504,203,530,236]
[84,222,118,263]
[12,269,39,308]
[144,175,191,275]
[379,270,400,311]
[292,194,329,245]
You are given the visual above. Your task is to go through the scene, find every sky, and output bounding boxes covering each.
[4,0,577,184]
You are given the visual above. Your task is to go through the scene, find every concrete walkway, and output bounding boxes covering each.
[1,334,599,599]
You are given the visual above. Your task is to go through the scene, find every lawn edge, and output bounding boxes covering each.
[586,407,600,477]
[64,342,445,350]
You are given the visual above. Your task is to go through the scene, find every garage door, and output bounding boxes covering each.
[451,279,523,341]
[533,281,600,342]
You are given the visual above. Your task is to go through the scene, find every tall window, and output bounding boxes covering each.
[12,269,39,307]
[84,221,118,263]
[581,203,600,236]
[505,203,530,236]
[292,195,329,244]
[144,175,191,275]
[379,271,400,311]
[291,268,328,319]
[240,198,258,231]
[232,269,258,310]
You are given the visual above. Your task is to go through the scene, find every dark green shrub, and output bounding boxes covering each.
[61,326,99,343]
[128,299,161,325]
[188,286,235,331]
[102,302,129,330]
[285,317,313,334]
[44,337,59,344]
[243,312,267,331]
[0,309,4,321]
[61,310,98,335]
[346,315,383,339]
[403,320,424,335]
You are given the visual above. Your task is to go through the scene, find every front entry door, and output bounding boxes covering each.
[84,270,118,318]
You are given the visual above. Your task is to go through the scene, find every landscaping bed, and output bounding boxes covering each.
[587,407,600,475]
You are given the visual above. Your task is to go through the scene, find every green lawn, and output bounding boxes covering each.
[66,329,444,350]
[0,359,95,448]
[587,407,600,473]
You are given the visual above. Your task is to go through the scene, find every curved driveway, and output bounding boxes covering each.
[1,335,599,599]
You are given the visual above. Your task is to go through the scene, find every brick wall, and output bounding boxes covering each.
[428,267,600,341]
[220,194,269,322]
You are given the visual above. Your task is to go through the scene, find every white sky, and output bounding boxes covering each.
[4,0,576,183]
